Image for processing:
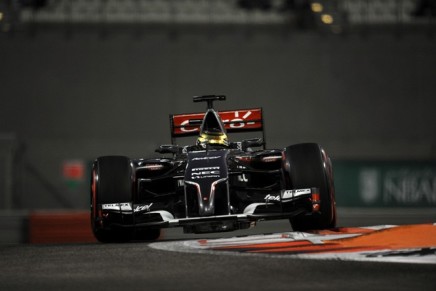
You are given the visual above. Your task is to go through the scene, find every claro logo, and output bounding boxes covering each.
[172,109,263,135]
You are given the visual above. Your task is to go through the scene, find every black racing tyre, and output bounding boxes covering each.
[284,143,336,231]
[91,156,162,242]
[91,156,134,243]
[134,228,161,241]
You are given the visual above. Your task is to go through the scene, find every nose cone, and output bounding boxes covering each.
[185,150,229,217]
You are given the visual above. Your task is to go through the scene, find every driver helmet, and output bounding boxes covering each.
[196,131,229,148]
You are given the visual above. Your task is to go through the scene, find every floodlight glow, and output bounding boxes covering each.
[321,14,334,24]
[311,3,323,13]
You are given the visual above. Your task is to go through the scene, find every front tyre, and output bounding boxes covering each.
[91,156,134,242]
[134,228,161,241]
[284,143,336,231]
[91,156,161,242]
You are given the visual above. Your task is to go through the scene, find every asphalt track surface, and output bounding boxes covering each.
[1,208,436,291]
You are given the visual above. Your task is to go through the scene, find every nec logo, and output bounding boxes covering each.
[191,166,221,179]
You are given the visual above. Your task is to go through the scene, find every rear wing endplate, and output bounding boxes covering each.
[170,108,265,145]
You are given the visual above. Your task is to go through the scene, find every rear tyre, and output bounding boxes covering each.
[284,143,336,231]
[91,156,136,243]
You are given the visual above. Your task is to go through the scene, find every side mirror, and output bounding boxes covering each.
[242,138,264,150]
[156,145,181,154]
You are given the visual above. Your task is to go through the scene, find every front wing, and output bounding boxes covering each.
[99,188,321,234]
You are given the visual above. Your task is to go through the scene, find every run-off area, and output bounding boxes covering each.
[150,223,436,265]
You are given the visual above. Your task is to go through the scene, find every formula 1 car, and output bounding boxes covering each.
[91,95,336,242]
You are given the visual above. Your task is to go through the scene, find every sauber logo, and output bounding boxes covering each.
[172,109,262,135]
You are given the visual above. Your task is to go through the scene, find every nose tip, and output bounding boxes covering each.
[199,201,215,216]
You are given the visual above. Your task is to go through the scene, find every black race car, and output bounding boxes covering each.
[91,95,336,242]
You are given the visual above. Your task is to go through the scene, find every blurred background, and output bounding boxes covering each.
[1,0,436,215]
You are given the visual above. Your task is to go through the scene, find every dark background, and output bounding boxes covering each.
[1,0,436,209]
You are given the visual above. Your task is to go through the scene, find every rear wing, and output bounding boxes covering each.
[170,108,265,144]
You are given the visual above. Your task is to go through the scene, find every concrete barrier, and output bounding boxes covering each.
[0,211,29,244]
